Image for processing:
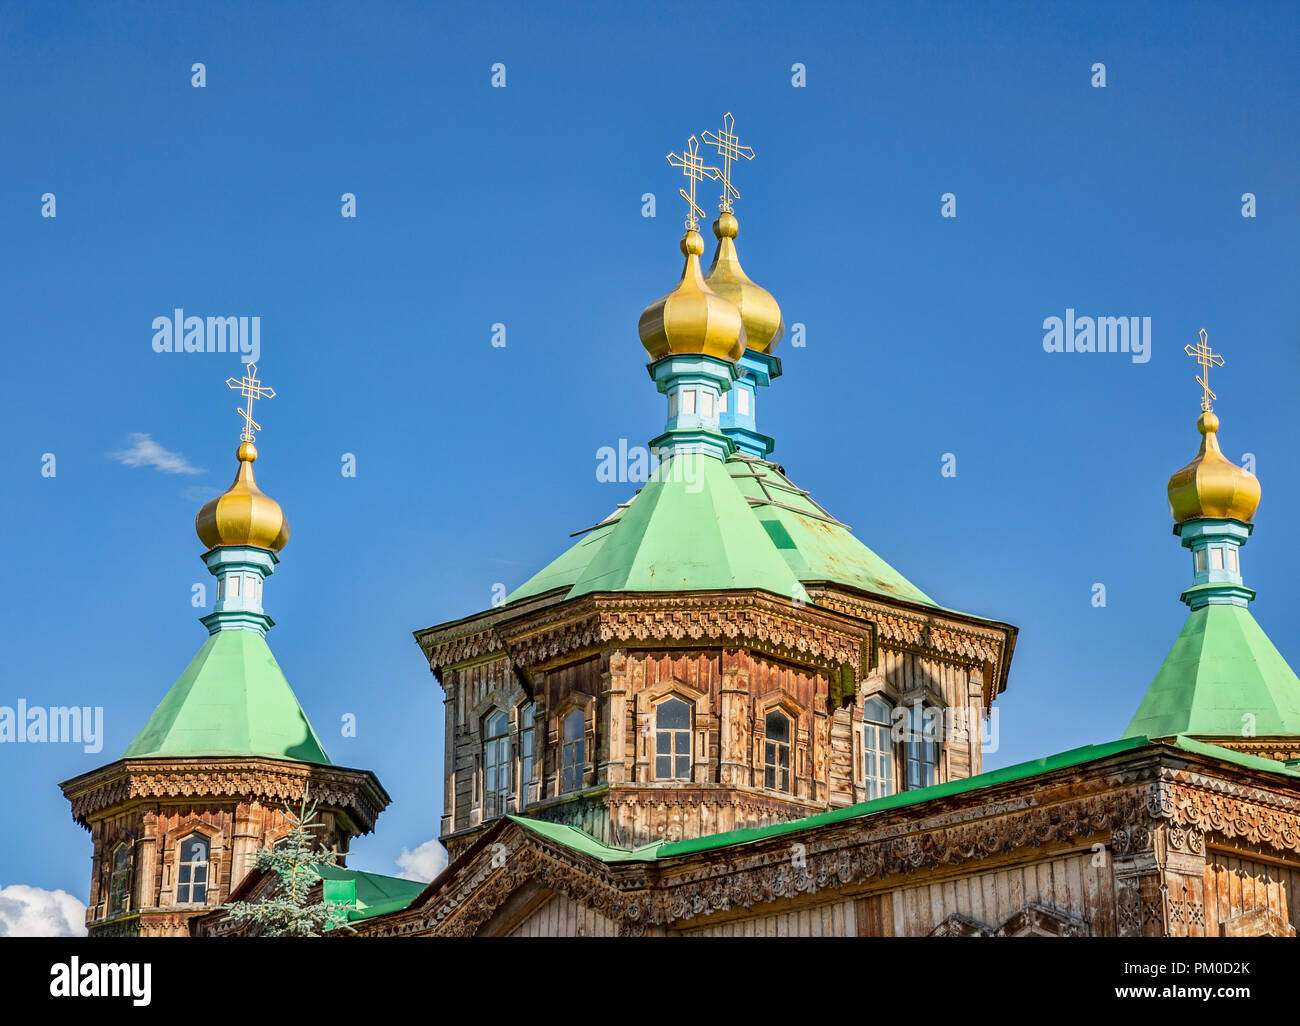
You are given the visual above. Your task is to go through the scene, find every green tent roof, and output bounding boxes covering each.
[1125,603,1300,739]
[506,453,938,610]
[123,629,331,764]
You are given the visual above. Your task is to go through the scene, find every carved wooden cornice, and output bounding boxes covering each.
[418,591,875,687]
[61,757,390,834]
[359,745,1300,937]
[808,588,1016,698]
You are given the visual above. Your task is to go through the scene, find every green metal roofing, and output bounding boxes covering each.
[506,453,938,609]
[504,735,1300,867]
[315,866,427,924]
[123,629,331,764]
[1124,604,1300,739]
[567,454,810,601]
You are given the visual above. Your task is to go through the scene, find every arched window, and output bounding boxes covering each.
[108,842,132,914]
[863,697,895,799]
[655,697,692,780]
[764,709,792,793]
[561,709,585,793]
[905,705,940,790]
[518,703,536,807]
[483,709,510,817]
[176,834,209,905]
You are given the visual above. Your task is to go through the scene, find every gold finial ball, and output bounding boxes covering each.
[1167,411,1260,525]
[713,212,739,239]
[639,230,745,363]
[195,444,291,553]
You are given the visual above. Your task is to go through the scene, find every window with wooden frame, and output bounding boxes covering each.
[904,704,940,790]
[654,696,693,780]
[561,709,585,793]
[482,709,510,817]
[175,833,209,905]
[518,703,536,808]
[108,842,132,914]
[862,696,896,799]
[764,709,792,793]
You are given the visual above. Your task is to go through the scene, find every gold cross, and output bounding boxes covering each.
[1183,329,1224,412]
[702,112,755,213]
[225,363,277,443]
[666,136,720,231]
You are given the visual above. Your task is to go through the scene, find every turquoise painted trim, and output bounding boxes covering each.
[721,350,780,458]
[648,353,738,462]
[200,545,278,635]
[1175,518,1254,609]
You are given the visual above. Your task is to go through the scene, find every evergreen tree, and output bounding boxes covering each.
[222,788,355,937]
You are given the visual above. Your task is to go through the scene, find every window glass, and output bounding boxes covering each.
[483,710,510,817]
[655,697,692,780]
[519,704,535,805]
[680,389,696,415]
[1194,549,1207,573]
[1228,547,1238,573]
[764,710,792,792]
[863,699,895,799]
[738,388,750,416]
[175,834,209,904]
[561,710,585,792]
[1210,547,1225,570]
[109,843,132,914]
[905,706,939,790]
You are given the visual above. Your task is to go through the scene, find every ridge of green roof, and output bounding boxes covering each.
[731,460,938,607]
[506,815,665,863]
[1169,734,1300,779]
[1124,604,1300,738]
[123,629,331,764]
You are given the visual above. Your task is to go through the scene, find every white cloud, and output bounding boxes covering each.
[110,433,205,475]
[0,885,87,937]
[395,838,448,883]
[180,485,219,504]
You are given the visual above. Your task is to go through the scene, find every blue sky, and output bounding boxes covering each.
[1,0,1297,925]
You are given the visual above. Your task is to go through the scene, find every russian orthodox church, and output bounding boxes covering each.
[74,117,1300,939]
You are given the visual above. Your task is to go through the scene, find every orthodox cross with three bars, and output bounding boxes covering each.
[1184,329,1224,412]
[702,112,755,214]
[226,363,276,443]
[666,135,720,231]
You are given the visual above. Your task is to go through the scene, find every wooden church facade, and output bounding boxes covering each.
[425,583,1015,863]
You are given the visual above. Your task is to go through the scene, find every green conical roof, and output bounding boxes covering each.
[506,453,940,610]
[1125,604,1300,738]
[124,629,331,764]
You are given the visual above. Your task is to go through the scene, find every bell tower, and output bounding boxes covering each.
[61,366,389,936]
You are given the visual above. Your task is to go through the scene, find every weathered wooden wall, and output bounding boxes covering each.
[508,892,620,937]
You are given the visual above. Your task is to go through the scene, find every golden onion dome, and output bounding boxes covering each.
[704,212,784,353]
[1167,411,1260,524]
[638,229,746,363]
[195,441,290,553]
